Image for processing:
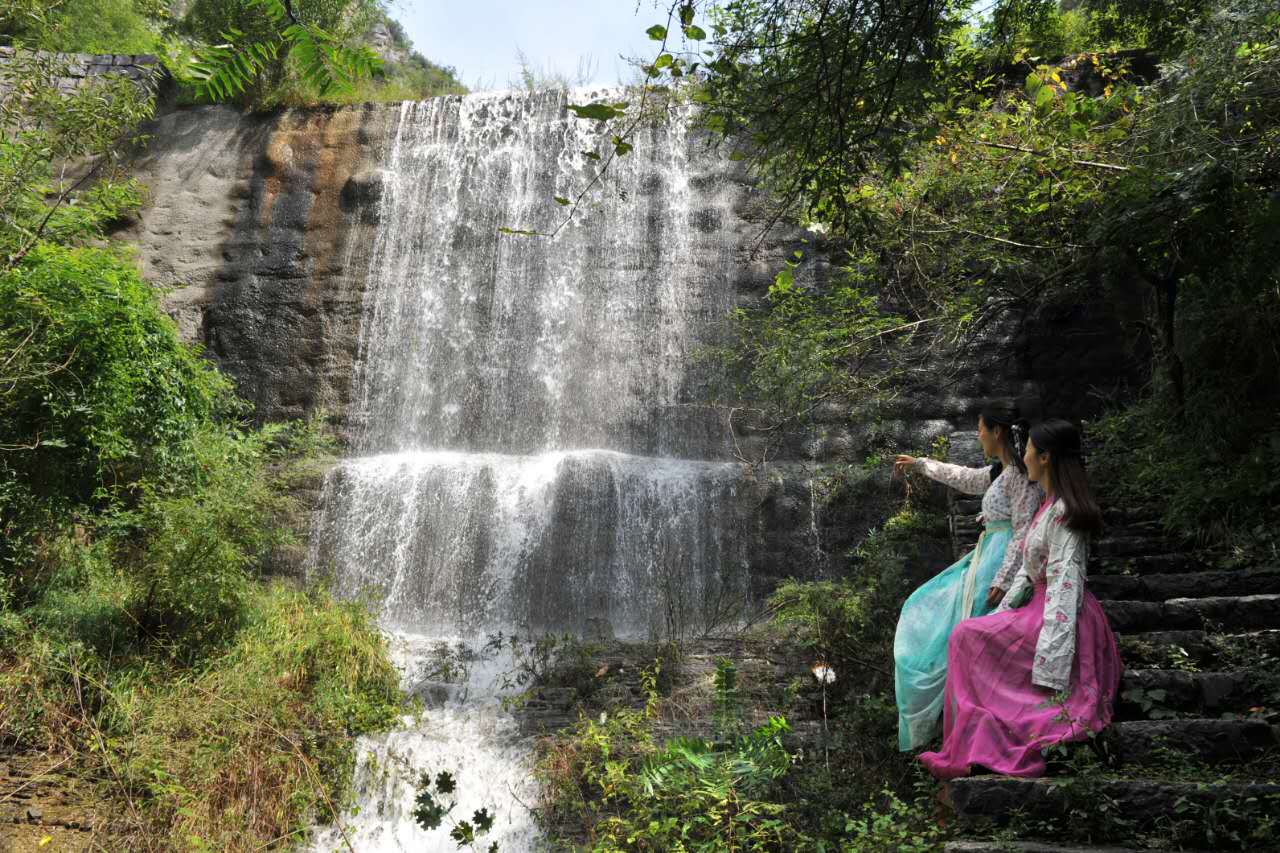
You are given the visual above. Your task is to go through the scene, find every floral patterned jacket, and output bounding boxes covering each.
[913,458,1043,591]
[996,498,1088,692]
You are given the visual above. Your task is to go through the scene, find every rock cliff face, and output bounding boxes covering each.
[120,97,1145,611]
[120,104,396,426]
[123,100,1142,443]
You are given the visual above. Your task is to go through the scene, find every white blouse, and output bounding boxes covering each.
[913,458,1043,591]
[995,498,1088,692]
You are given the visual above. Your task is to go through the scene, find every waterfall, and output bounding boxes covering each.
[312,91,753,637]
[309,90,759,851]
[312,449,751,636]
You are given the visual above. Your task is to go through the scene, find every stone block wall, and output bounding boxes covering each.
[0,48,173,107]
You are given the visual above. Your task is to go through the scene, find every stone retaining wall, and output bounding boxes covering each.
[0,47,172,106]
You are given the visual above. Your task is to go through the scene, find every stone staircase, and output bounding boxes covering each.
[942,487,1280,852]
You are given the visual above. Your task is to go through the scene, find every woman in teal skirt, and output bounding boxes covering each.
[891,400,1041,750]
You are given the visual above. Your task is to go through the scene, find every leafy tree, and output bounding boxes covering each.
[181,0,384,101]
[0,8,406,848]
[1077,0,1215,55]
[0,244,233,500]
[0,46,155,267]
[705,0,1280,543]
[689,0,965,230]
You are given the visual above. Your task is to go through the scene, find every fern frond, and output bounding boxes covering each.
[249,0,291,25]
[185,0,382,103]
[186,31,279,100]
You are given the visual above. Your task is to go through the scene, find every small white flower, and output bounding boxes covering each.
[811,662,836,685]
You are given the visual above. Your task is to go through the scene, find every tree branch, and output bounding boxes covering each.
[5,157,108,270]
[974,139,1131,172]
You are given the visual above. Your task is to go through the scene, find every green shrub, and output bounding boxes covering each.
[840,788,946,853]
[115,424,300,653]
[1090,397,1280,562]
[537,706,812,851]
[1,0,165,53]
[0,244,233,510]
[42,0,162,53]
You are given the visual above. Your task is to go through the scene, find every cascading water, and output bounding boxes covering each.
[309,90,757,851]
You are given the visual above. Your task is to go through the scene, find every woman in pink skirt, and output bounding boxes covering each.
[919,419,1122,779]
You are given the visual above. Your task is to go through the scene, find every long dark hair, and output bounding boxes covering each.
[981,398,1029,480]
[1029,419,1102,534]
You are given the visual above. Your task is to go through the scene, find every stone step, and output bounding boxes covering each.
[1100,505,1165,527]
[1102,718,1280,764]
[951,524,1176,557]
[1118,669,1271,717]
[1092,534,1174,559]
[1102,594,1280,633]
[1090,568,1280,602]
[946,843,1187,853]
[948,776,1280,837]
[950,519,1169,544]
[1117,629,1280,670]
[1091,552,1204,575]
[1102,518,1164,537]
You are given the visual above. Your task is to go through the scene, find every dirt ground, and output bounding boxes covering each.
[1,751,112,853]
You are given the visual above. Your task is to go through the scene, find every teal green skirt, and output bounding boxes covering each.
[894,520,1013,751]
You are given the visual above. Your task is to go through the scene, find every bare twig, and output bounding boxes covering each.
[0,754,72,804]
[973,139,1131,171]
[5,158,109,270]
[536,5,683,239]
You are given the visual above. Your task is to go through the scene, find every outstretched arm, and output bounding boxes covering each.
[900,457,992,495]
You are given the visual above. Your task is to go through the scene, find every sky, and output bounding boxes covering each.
[390,0,687,91]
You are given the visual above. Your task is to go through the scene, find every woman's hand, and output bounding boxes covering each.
[985,586,1006,610]
[892,454,917,478]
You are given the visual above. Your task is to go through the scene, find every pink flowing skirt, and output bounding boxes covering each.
[919,583,1121,779]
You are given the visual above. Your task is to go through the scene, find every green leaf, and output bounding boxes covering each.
[450,822,475,844]
[1035,85,1055,111]
[581,150,601,161]
[680,4,694,26]
[612,136,633,157]
[554,196,572,206]
[567,102,622,121]
[434,771,456,795]
[472,807,495,833]
[646,24,667,41]
[498,226,542,237]
[683,24,707,40]
[654,54,673,69]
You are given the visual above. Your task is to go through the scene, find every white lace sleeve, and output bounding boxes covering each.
[1032,514,1087,691]
[992,474,1043,591]
[913,458,991,495]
